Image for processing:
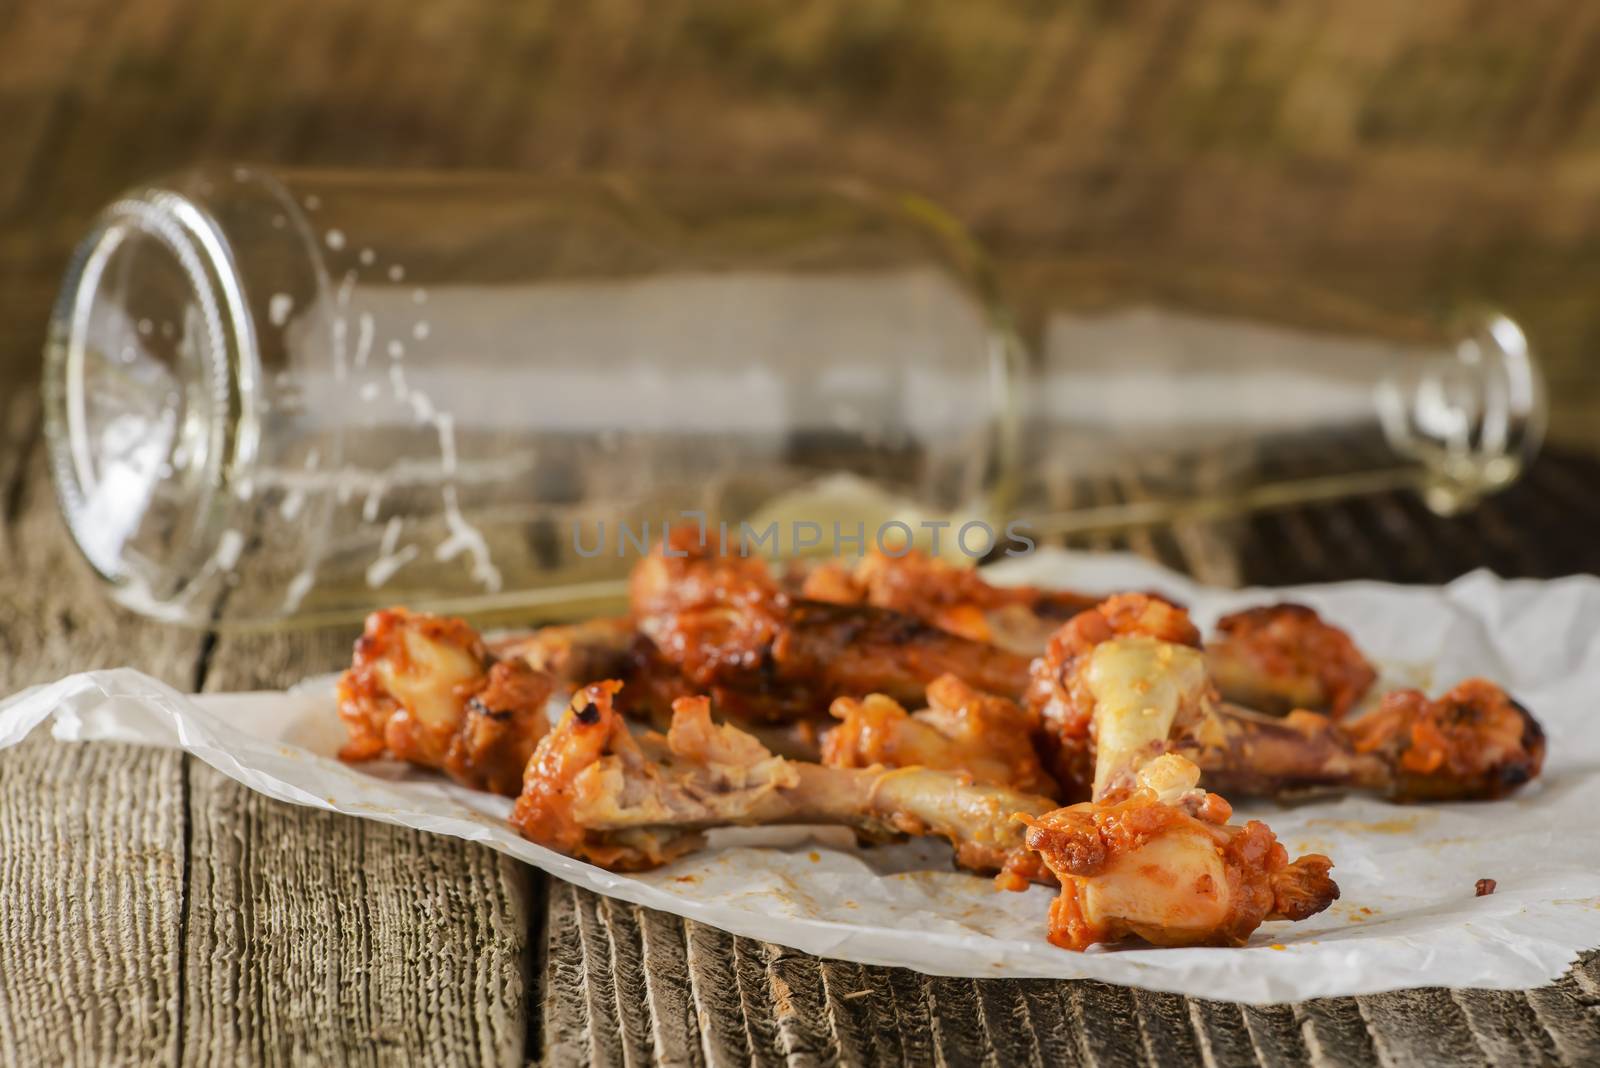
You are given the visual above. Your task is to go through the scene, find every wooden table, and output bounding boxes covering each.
[7,3,1600,1061]
[4,374,1600,1064]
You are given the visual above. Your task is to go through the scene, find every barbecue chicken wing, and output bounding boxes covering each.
[1025,593,1205,800]
[337,608,556,795]
[1205,603,1376,718]
[1170,684,1545,803]
[1029,595,1545,804]
[630,529,1032,719]
[511,681,1057,884]
[493,611,835,760]
[1021,754,1338,950]
[1341,679,1546,801]
[1021,634,1338,950]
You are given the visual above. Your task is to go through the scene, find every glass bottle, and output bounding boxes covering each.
[43,166,1545,628]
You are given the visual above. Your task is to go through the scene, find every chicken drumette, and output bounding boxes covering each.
[337,608,556,795]
[1343,679,1546,801]
[797,548,1379,718]
[1025,592,1207,800]
[491,616,637,691]
[1020,754,1338,950]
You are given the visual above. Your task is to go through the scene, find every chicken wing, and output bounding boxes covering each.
[1342,679,1546,801]
[1025,593,1205,800]
[337,608,556,795]
[630,525,788,691]
[823,674,1058,797]
[1024,644,1339,952]
[511,680,1057,885]
[776,599,1033,708]
[1164,685,1545,803]
[631,529,1032,719]
[1030,595,1545,804]
[800,550,1099,655]
[1205,603,1376,718]
[1020,754,1338,950]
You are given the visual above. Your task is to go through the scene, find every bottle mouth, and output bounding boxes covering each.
[1376,310,1546,515]
[43,186,258,622]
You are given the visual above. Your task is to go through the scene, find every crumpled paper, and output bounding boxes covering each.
[2,550,1598,1003]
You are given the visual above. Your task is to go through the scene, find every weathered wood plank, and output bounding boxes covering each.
[0,438,205,1067]
[1239,1003,1310,1066]
[1574,949,1600,999]
[1525,970,1600,1065]
[1006,983,1083,1068]
[0,448,205,696]
[599,895,665,1067]
[683,920,758,1066]
[730,936,786,1066]
[1294,999,1379,1067]
[1357,988,1488,1068]
[814,960,894,1066]
[762,949,836,1068]
[182,626,534,1067]
[542,881,597,1067]
[570,883,631,1068]
[1186,999,1261,1068]
[181,757,533,1067]
[880,966,938,1068]
[923,975,992,1067]
[634,908,707,1068]
[1449,989,1563,1066]
[1066,982,1147,1068]
[0,387,39,539]
[0,733,186,1068]
[970,980,1047,1068]
[1130,989,1202,1066]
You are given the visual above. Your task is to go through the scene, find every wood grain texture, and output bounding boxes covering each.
[4,3,1600,1061]
[0,387,204,1067]
[0,733,185,1068]
[0,442,203,699]
[181,755,533,1067]
[182,627,536,1067]
[541,885,1600,1067]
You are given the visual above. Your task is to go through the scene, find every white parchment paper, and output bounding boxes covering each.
[3,550,1598,1003]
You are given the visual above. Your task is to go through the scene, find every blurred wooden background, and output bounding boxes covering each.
[3,0,1599,450]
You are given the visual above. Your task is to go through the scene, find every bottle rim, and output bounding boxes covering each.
[43,184,258,623]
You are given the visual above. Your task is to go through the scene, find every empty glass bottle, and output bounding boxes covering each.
[44,166,1544,628]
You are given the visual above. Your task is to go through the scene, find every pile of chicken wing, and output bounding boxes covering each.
[336,528,1546,952]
